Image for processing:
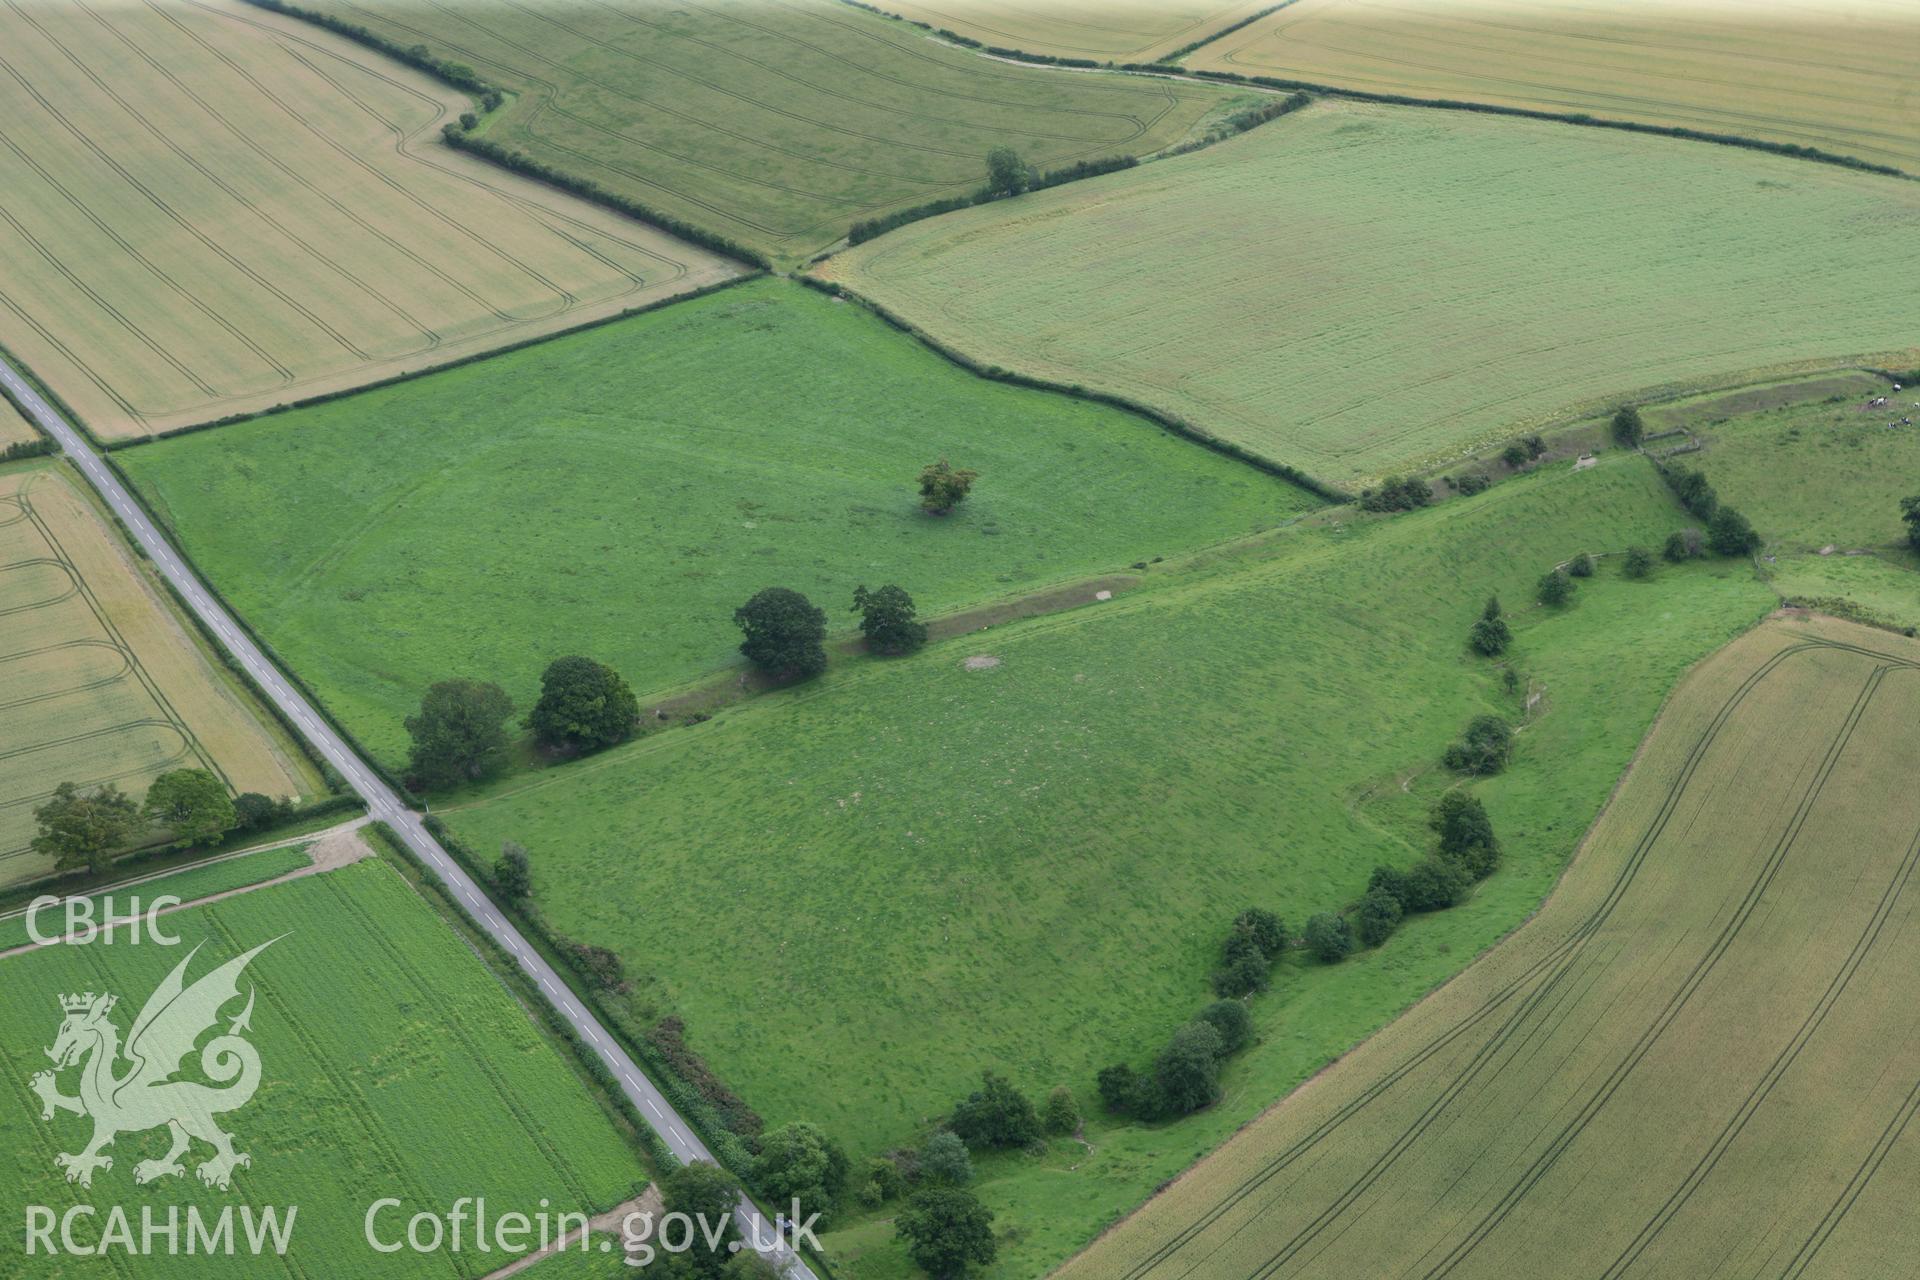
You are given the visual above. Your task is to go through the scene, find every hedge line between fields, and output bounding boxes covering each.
[365,821,680,1179]
[841,0,1913,182]
[238,0,769,269]
[421,816,762,1177]
[108,274,763,451]
[797,275,1351,503]
[840,0,1301,67]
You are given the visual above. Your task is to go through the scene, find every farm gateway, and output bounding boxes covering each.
[25,1203,297,1257]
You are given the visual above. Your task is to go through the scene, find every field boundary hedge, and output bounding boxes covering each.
[110,273,763,451]
[839,0,1913,183]
[364,820,678,1180]
[420,816,761,1177]
[796,275,1350,503]
[236,0,770,270]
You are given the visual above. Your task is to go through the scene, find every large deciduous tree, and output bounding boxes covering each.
[917,460,979,516]
[141,767,235,840]
[32,782,142,875]
[527,657,638,753]
[406,678,514,788]
[896,1185,996,1278]
[735,588,829,680]
[852,584,928,655]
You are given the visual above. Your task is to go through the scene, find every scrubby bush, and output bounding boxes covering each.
[1212,929,1271,997]
[1664,528,1704,561]
[1232,907,1288,958]
[1149,1021,1225,1117]
[918,1131,973,1185]
[949,1071,1040,1150]
[493,840,532,901]
[1611,405,1645,448]
[1665,466,1719,520]
[1355,885,1404,947]
[232,792,292,832]
[1303,911,1356,962]
[1904,496,1920,553]
[896,1186,995,1278]
[1432,792,1499,880]
[1568,553,1596,578]
[1374,859,1470,914]
[1707,506,1761,556]
[1469,616,1511,656]
[1360,475,1433,512]
[1044,1086,1080,1136]
[1537,568,1574,606]
[1451,473,1491,496]
[1097,1064,1140,1114]
[1195,999,1254,1054]
[1502,443,1529,468]
[1444,715,1513,775]
[755,1121,849,1227]
[918,459,979,515]
[1623,545,1655,579]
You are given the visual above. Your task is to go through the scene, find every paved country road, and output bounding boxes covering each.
[0,355,818,1280]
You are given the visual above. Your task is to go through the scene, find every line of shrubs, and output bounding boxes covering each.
[848,153,1140,245]
[438,125,772,269]
[1,437,55,462]
[238,0,504,108]
[1657,463,1762,559]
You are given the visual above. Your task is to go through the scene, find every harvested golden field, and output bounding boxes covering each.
[878,0,1277,62]
[1060,614,1920,1280]
[0,0,740,440]
[1189,0,1920,172]
[0,463,307,887]
[819,100,1920,489]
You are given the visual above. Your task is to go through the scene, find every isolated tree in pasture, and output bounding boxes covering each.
[1611,406,1645,448]
[527,657,638,752]
[1537,568,1574,607]
[1707,506,1762,556]
[949,1071,1041,1150]
[1196,999,1254,1055]
[661,1161,741,1278]
[918,460,979,516]
[1355,885,1404,947]
[1304,911,1356,962]
[493,840,532,902]
[735,587,829,680]
[1664,528,1704,561]
[406,677,514,789]
[141,767,234,840]
[1903,496,1920,552]
[896,1185,996,1278]
[919,1131,973,1185]
[1043,1086,1081,1136]
[984,145,1029,196]
[1151,1021,1225,1116]
[1623,546,1655,579]
[32,782,141,876]
[754,1121,849,1227]
[852,584,928,655]
[1568,553,1596,578]
[1444,714,1513,776]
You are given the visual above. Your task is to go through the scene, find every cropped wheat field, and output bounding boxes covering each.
[0,0,738,439]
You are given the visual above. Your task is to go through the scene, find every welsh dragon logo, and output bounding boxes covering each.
[30,939,277,1190]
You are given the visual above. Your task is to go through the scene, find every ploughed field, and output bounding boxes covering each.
[444,456,1776,1278]
[0,0,738,440]
[1189,0,1920,173]
[292,0,1249,263]
[118,278,1314,767]
[0,463,304,888]
[1060,614,1920,1279]
[817,99,1920,490]
[0,854,648,1278]
[877,0,1276,63]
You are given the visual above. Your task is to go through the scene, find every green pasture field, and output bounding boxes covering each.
[1773,556,1920,633]
[1061,615,1920,1279]
[118,278,1312,768]
[0,855,647,1277]
[0,843,312,953]
[877,0,1276,63]
[444,456,1775,1278]
[818,99,1920,490]
[0,463,308,888]
[1190,0,1920,173]
[292,0,1249,264]
[0,0,738,440]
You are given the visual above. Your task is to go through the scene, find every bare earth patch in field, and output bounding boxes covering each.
[0,463,305,886]
[1061,614,1920,1279]
[0,0,740,439]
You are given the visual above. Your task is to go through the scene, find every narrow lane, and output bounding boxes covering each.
[0,356,816,1278]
